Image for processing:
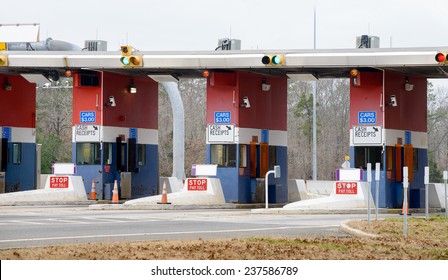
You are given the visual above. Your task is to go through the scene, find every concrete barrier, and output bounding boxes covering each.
[284,181,374,209]
[288,179,334,202]
[428,183,446,208]
[159,177,183,193]
[124,177,225,206]
[0,175,87,205]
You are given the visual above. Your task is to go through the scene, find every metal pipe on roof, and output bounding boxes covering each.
[5,38,81,51]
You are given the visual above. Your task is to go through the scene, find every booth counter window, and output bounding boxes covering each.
[211,144,237,167]
[354,146,383,170]
[76,143,101,165]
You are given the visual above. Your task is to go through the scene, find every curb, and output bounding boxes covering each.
[339,220,380,238]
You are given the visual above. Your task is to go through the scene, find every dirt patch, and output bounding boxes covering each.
[1,215,447,260]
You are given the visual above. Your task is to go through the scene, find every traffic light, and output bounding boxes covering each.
[120,45,143,67]
[261,54,285,66]
[435,52,448,63]
[0,55,7,66]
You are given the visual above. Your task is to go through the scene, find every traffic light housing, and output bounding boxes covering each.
[0,54,8,66]
[120,45,143,67]
[262,54,285,66]
[435,52,448,63]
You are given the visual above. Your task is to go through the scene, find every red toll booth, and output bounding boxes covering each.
[0,74,37,192]
[350,69,427,208]
[205,71,288,203]
[72,71,159,199]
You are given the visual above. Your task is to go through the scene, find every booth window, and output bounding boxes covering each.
[104,143,113,165]
[76,143,101,165]
[354,146,382,170]
[239,145,247,168]
[12,143,21,164]
[211,144,236,167]
[138,144,146,166]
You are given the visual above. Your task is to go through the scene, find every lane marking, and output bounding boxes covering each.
[0,225,337,244]
[0,217,160,226]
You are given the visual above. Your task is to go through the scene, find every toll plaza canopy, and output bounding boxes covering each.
[1,46,448,79]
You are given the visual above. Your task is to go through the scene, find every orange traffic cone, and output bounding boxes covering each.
[401,203,411,215]
[112,180,119,203]
[90,179,97,200]
[157,181,171,204]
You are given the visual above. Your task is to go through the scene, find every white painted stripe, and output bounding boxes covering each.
[137,128,158,145]
[5,220,45,225]
[237,128,287,146]
[0,225,337,243]
[0,218,160,226]
[1,127,36,143]
[384,129,427,149]
[206,127,287,146]
[72,126,158,145]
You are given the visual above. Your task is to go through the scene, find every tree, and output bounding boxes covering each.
[427,82,448,182]
[36,79,73,173]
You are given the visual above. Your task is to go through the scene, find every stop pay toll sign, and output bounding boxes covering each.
[50,176,69,188]
[336,182,358,195]
[187,178,208,191]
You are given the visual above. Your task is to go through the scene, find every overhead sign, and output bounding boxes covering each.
[187,178,208,191]
[358,111,376,124]
[75,125,100,142]
[80,111,96,123]
[208,124,234,142]
[214,111,231,124]
[49,176,69,189]
[336,182,358,195]
[353,126,382,144]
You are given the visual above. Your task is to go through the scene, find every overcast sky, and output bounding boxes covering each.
[3,0,448,51]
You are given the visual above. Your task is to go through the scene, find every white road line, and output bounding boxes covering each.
[46,219,91,224]
[80,217,128,223]
[2,220,46,225]
[0,217,161,226]
[0,225,337,243]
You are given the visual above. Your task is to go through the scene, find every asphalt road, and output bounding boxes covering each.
[0,205,388,249]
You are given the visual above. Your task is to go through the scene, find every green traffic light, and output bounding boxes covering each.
[272,55,281,65]
[120,56,130,65]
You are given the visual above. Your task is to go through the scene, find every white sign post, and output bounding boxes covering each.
[424,166,429,220]
[403,167,409,237]
[367,163,372,224]
[265,165,281,209]
[375,162,380,220]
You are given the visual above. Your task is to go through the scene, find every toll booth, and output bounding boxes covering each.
[350,70,427,208]
[72,71,159,199]
[205,71,288,203]
[0,74,37,192]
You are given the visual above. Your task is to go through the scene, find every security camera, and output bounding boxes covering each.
[390,95,397,107]
[241,96,251,108]
[405,82,414,92]
[261,82,271,91]
[108,96,116,107]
